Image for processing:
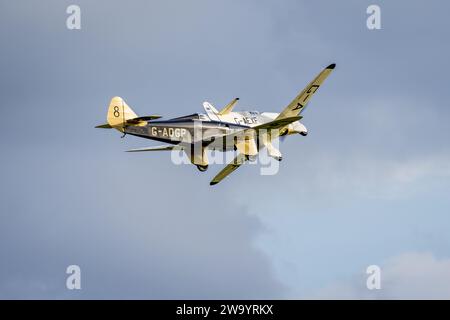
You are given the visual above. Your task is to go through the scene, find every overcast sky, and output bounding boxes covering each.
[1,0,450,299]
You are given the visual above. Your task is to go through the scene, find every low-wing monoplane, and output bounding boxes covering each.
[96,64,335,185]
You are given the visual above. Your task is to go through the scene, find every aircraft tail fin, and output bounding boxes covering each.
[105,96,139,132]
[96,97,162,131]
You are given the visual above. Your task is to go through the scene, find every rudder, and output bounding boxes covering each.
[107,96,138,131]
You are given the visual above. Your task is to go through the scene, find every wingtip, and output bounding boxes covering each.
[327,63,336,69]
[210,181,218,186]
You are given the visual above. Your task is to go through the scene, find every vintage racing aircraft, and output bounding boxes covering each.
[96,64,335,185]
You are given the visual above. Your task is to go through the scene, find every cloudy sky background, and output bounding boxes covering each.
[1,0,450,299]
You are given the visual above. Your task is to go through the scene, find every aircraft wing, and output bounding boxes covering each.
[216,116,301,145]
[210,153,247,185]
[252,116,301,131]
[276,64,335,120]
[221,116,302,141]
[125,145,179,152]
[209,116,302,185]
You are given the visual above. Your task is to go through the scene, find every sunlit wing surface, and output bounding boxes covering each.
[210,153,247,185]
[251,116,301,131]
[209,116,303,185]
[218,116,302,142]
[276,64,335,120]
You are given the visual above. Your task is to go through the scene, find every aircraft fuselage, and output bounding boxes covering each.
[123,111,294,152]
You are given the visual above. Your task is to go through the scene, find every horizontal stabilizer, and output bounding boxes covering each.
[96,115,161,128]
[95,123,113,129]
[127,115,162,123]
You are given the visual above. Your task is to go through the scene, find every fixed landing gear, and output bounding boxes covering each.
[196,165,208,172]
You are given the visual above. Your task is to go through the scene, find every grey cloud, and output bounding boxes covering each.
[0,146,285,299]
[1,0,450,299]
[311,252,450,299]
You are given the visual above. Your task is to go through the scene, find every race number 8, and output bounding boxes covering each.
[113,106,120,117]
